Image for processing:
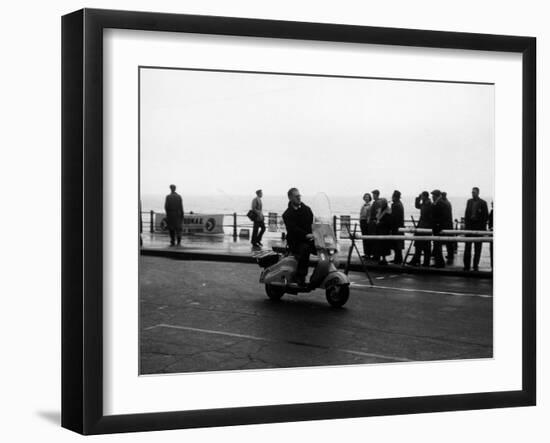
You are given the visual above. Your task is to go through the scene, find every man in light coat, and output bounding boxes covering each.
[251,189,266,248]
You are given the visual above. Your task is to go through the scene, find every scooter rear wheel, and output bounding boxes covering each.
[325,285,350,308]
[265,284,285,301]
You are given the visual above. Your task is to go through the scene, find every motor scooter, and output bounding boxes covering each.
[255,194,351,307]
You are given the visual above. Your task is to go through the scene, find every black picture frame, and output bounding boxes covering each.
[62,8,536,435]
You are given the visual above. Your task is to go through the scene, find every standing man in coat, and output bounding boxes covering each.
[164,184,184,247]
[282,188,315,287]
[369,189,381,226]
[463,187,489,271]
[251,189,266,248]
[430,189,446,268]
[441,191,454,264]
[407,191,432,267]
[390,190,405,264]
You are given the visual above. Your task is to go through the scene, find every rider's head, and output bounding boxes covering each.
[363,192,372,203]
[169,184,176,192]
[287,187,301,207]
[256,189,263,197]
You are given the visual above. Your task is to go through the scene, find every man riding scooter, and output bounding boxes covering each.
[282,187,315,287]
[256,189,351,307]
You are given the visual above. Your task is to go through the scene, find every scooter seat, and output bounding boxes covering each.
[271,246,288,254]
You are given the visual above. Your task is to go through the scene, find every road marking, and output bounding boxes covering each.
[146,324,270,341]
[350,282,492,298]
[146,323,412,363]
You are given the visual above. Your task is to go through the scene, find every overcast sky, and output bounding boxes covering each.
[140,67,494,199]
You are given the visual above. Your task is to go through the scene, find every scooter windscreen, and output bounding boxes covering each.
[311,192,332,224]
[311,193,337,250]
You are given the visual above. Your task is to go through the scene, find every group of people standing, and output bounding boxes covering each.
[164,183,492,272]
[359,190,405,266]
[359,186,491,271]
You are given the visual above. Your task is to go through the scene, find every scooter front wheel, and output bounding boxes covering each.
[325,285,350,308]
[265,284,285,301]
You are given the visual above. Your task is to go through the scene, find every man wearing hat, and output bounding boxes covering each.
[430,189,446,268]
[164,184,184,247]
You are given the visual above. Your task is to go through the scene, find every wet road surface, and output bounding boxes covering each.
[140,256,492,375]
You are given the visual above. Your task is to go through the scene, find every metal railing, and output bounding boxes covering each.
[140,210,486,240]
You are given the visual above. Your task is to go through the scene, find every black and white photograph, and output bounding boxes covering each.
[139,66,495,375]
[0,0,541,440]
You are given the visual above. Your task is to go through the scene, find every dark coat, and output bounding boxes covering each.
[465,198,489,230]
[391,200,405,249]
[164,192,184,230]
[415,197,433,229]
[432,199,447,234]
[390,200,405,234]
[374,213,392,257]
[283,203,314,251]
[441,199,453,229]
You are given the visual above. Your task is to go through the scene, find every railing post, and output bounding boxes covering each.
[233,212,237,240]
[333,215,337,236]
[150,210,154,233]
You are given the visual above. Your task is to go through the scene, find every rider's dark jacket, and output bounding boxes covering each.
[282,202,314,251]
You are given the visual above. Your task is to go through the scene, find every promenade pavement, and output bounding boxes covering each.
[140,231,492,277]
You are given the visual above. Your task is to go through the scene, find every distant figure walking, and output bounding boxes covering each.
[251,189,266,248]
[164,184,184,247]
[441,191,455,264]
[430,189,446,268]
[390,190,405,264]
[374,198,392,265]
[463,187,489,271]
[359,193,373,258]
[408,191,432,267]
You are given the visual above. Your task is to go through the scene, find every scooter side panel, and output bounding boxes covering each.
[261,256,298,285]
